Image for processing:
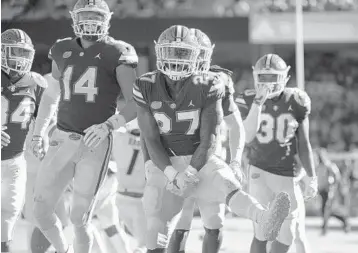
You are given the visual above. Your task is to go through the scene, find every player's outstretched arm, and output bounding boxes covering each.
[136,104,178,180]
[32,61,61,159]
[190,99,224,171]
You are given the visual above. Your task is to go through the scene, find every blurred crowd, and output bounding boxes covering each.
[2,0,358,20]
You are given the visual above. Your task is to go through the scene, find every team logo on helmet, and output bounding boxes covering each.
[155,25,200,81]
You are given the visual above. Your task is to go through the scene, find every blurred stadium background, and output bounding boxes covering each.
[2,0,358,252]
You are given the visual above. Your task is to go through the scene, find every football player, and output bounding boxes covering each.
[169,28,246,253]
[133,25,291,253]
[235,53,317,253]
[1,29,47,253]
[112,119,147,253]
[23,73,70,253]
[30,0,138,253]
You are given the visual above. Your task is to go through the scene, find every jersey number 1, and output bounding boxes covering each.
[63,66,98,102]
[126,149,140,175]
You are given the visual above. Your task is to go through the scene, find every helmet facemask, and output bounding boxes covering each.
[155,41,199,81]
[196,44,214,74]
[253,66,291,99]
[1,43,34,75]
[70,8,112,41]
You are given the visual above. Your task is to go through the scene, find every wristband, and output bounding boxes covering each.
[164,166,178,182]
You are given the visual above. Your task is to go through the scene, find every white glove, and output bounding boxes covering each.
[302,176,318,200]
[165,166,199,197]
[83,121,112,148]
[229,160,244,184]
[1,126,10,149]
[31,135,46,160]
[253,84,270,106]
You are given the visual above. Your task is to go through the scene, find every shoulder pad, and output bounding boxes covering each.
[244,89,256,96]
[138,71,157,84]
[292,88,310,107]
[30,72,48,88]
[110,39,138,67]
[209,65,233,77]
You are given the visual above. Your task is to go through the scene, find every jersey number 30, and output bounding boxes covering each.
[257,113,298,144]
[63,66,98,102]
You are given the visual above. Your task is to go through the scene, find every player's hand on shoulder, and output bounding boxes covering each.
[111,39,138,68]
[30,72,48,88]
[31,135,46,160]
[1,126,11,149]
[83,121,113,149]
[253,85,270,106]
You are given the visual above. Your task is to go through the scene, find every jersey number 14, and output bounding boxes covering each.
[62,66,98,102]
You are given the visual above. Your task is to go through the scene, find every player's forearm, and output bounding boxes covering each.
[243,103,262,143]
[144,137,172,172]
[106,99,137,130]
[33,92,59,137]
[225,111,245,163]
[298,144,316,177]
[190,136,219,171]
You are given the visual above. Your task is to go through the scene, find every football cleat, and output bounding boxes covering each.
[155,25,200,80]
[252,54,291,99]
[190,28,215,74]
[261,191,291,241]
[1,29,35,75]
[70,0,113,41]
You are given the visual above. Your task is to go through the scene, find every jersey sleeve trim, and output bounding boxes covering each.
[133,82,147,107]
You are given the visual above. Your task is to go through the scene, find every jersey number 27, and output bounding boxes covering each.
[153,109,200,135]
